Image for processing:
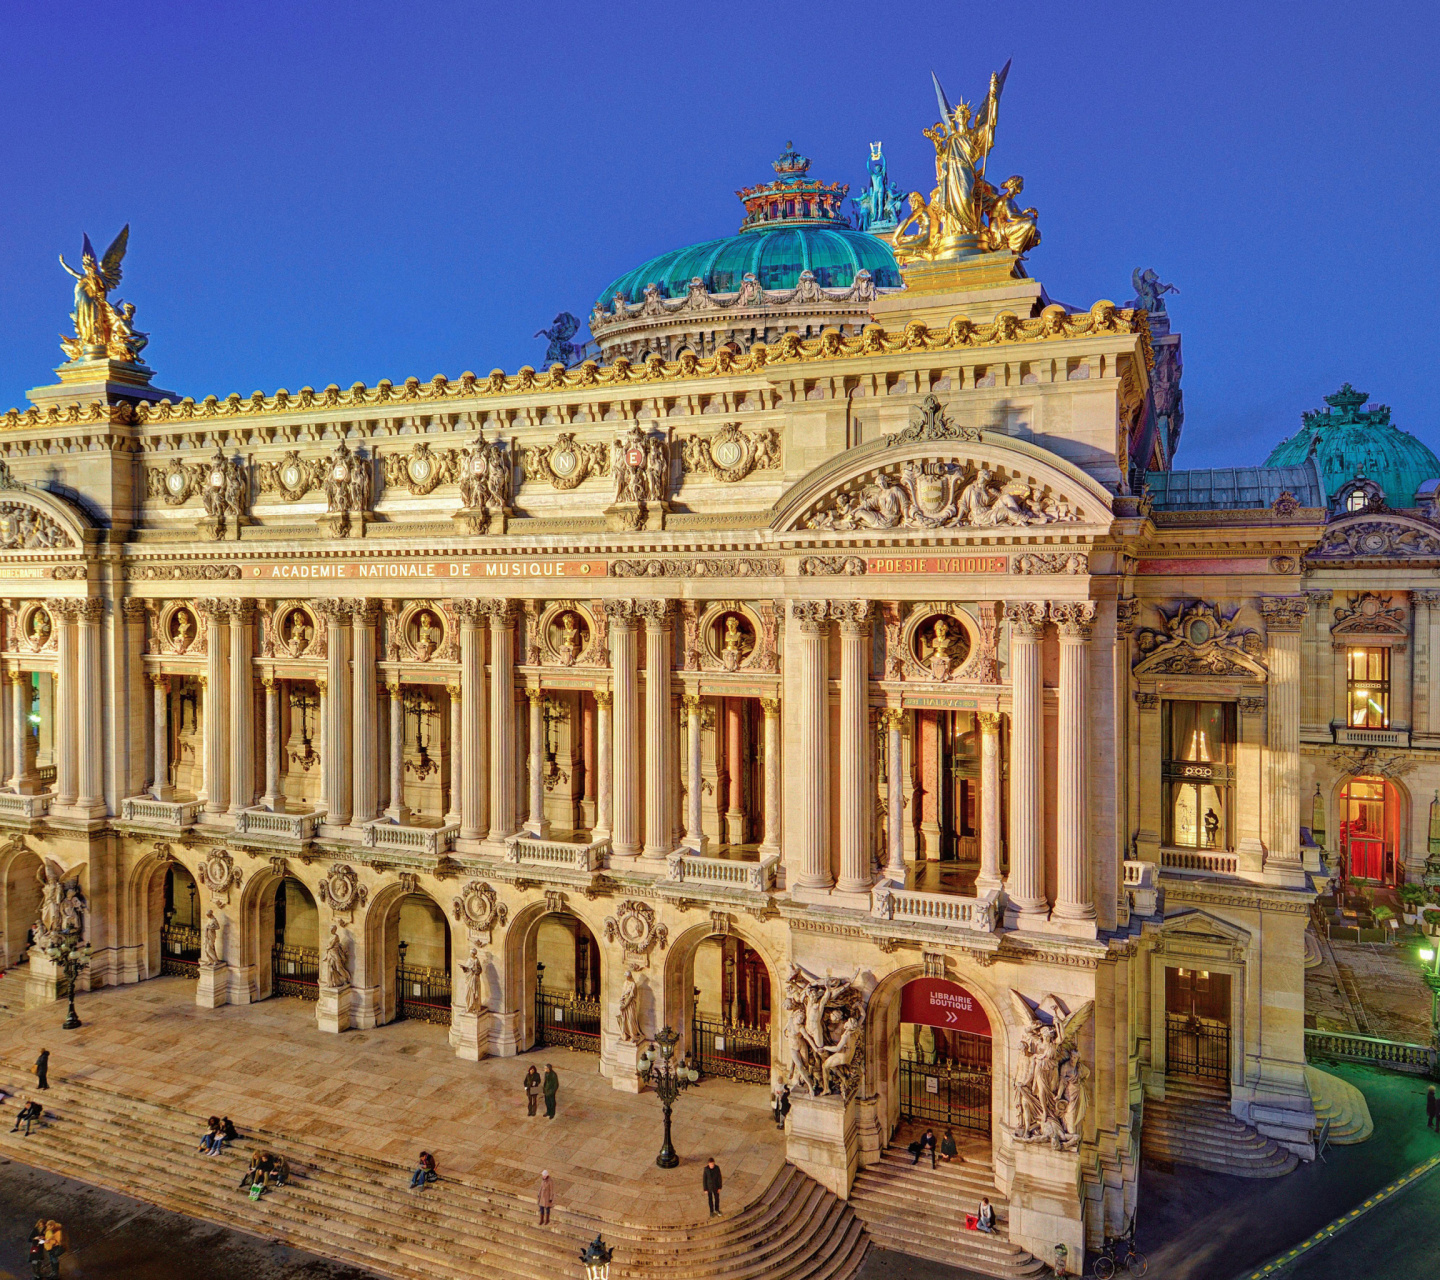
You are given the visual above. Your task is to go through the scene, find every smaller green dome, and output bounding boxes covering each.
[1263,384,1440,508]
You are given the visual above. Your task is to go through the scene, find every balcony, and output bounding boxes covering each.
[1160,848,1239,876]
[1123,860,1160,916]
[120,795,204,829]
[1333,726,1409,748]
[0,791,54,820]
[364,819,460,857]
[234,806,326,842]
[505,833,609,872]
[665,850,780,893]
[871,885,1001,934]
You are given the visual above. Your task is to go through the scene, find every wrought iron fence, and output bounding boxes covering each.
[899,1054,992,1136]
[160,923,200,979]
[535,986,601,1053]
[692,1016,770,1084]
[1166,1012,1230,1085]
[396,963,452,1026]
[271,944,319,1000]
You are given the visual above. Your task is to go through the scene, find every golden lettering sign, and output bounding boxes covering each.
[247,558,607,581]
[866,555,1008,575]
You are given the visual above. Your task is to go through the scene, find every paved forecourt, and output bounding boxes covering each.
[0,976,784,1226]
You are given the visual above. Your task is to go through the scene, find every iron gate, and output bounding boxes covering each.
[535,987,601,1052]
[899,1055,992,1136]
[396,963,452,1025]
[271,944,319,1000]
[160,923,201,979]
[692,1017,770,1083]
[1166,1012,1230,1086]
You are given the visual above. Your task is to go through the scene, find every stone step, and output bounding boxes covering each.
[1305,1065,1374,1144]
[1142,1097,1299,1179]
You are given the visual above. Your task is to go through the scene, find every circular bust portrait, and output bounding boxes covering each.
[547,609,588,666]
[913,613,971,681]
[409,609,443,660]
[712,610,755,672]
[26,607,52,649]
[281,607,314,655]
[169,607,197,653]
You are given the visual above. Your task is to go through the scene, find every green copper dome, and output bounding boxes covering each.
[1263,384,1440,508]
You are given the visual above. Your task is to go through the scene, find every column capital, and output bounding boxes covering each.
[76,597,104,623]
[1304,588,1335,607]
[194,597,227,621]
[149,672,172,691]
[227,599,257,623]
[633,598,674,627]
[120,597,148,621]
[261,674,277,691]
[313,598,350,624]
[48,598,80,622]
[682,692,702,715]
[594,688,613,708]
[1115,596,1140,636]
[830,600,872,632]
[7,669,26,687]
[978,710,1001,731]
[385,677,402,696]
[791,600,830,633]
[1238,695,1267,717]
[196,674,208,689]
[448,681,464,699]
[1004,601,1048,638]
[347,598,380,626]
[453,598,486,623]
[485,598,518,627]
[525,686,544,705]
[1259,595,1308,633]
[760,695,780,716]
[315,675,328,695]
[879,706,905,731]
[1050,601,1096,639]
[1413,589,1440,607]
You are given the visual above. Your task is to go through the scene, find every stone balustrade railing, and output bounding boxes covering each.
[235,807,326,841]
[1122,859,1160,916]
[120,796,204,829]
[505,835,609,872]
[1160,848,1239,875]
[1305,1029,1437,1077]
[364,820,460,857]
[870,885,1000,933]
[664,851,780,892]
[0,791,52,819]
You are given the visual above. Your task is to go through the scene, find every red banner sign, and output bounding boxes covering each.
[899,978,991,1036]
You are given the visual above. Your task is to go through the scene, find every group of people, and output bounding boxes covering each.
[522,1064,561,1118]
[238,1150,289,1195]
[196,1115,239,1156]
[27,1219,65,1279]
[905,1128,995,1234]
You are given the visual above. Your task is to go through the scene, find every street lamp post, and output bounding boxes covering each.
[578,1235,613,1280]
[638,1024,699,1169]
[1419,944,1440,1048]
[45,929,92,1031]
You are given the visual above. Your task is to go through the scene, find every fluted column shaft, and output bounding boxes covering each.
[385,680,407,822]
[349,603,379,825]
[1052,603,1096,920]
[759,696,781,854]
[458,606,487,840]
[526,689,549,837]
[446,682,463,826]
[11,671,37,796]
[262,677,282,810]
[1262,597,1308,884]
[75,600,104,813]
[725,699,745,844]
[976,711,1003,893]
[323,605,352,826]
[684,693,706,852]
[883,709,906,883]
[642,603,674,859]
[199,601,228,815]
[794,602,832,889]
[594,690,613,840]
[1006,603,1047,920]
[487,602,518,841]
[608,607,640,857]
[228,603,256,814]
[150,675,173,800]
[836,601,872,894]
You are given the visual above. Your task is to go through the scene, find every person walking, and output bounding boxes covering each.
[537,1170,554,1225]
[703,1158,723,1216]
[542,1064,559,1119]
[27,1218,45,1279]
[41,1220,64,1278]
[33,1050,48,1092]
[523,1066,542,1117]
[772,1083,791,1129]
[1427,1085,1438,1132]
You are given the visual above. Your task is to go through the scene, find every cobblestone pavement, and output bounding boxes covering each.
[1324,938,1434,1043]
[0,977,784,1228]
[0,1157,383,1278]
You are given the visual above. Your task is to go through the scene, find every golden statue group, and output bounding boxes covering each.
[891,60,1041,266]
[58,225,149,364]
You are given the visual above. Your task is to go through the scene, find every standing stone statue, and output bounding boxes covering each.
[201,910,222,967]
[322,924,351,989]
[458,945,488,1015]
[618,967,643,1044]
[1009,991,1094,1151]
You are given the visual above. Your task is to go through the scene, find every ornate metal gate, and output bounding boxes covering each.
[396,963,452,1025]
[692,1016,770,1083]
[899,1042,992,1135]
[160,923,200,978]
[535,986,601,1052]
[271,943,319,1000]
[1166,1013,1230,1086]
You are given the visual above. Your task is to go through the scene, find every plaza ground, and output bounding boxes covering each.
[1306,935,1435,1042]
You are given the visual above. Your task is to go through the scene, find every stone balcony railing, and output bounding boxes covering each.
[870,885,1001,933]
[1333,726,1409,748]
[664,850,780,893]
[120,796,205,829]
[364,819,460,857]
[1123,860,1160,916]
[0,790,53,820]
[234,807,326,841]
[1160,848,1239,876]
[505,834,609,873]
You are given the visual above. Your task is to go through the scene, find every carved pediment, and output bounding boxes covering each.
[1133,600,1266,680]
[1155,909,1250,961]
[1331,592,1408,645]
[1309,516,1440,563]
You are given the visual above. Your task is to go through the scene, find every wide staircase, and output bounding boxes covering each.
[849,1136,1045,1277]
[0,1072,868,1280]
[1141,1077,1299,1177]
[1305,1065,1374,1144]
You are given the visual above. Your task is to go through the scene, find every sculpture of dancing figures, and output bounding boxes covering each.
[458,945,486,1015]
[201,910,222,967]
[785,964,868,1098]
[322,924,351,989]
[618,967,642,1044]
[58,226,129,358]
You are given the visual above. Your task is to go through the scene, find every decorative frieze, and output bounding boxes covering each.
[679,422,780,483]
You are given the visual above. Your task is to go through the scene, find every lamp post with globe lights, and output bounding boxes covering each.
[578,1235,613,1280]
[46,929,92,1031]
[637,1024,699,1168]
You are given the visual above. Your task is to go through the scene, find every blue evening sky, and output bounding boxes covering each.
[1,1,1435,469]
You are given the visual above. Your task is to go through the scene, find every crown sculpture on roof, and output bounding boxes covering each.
[891,60,1041,267]
[58,225,150,366]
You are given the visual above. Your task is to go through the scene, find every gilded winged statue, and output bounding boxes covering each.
[59,226,129,358]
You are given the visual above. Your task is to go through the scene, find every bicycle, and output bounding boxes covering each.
[1092,1230,1147,1278]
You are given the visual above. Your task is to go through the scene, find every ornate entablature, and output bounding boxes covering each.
[1330,592,1409,649]
[1308,514,1440,564]
[679,423,781,483]
[1133,601,1266,680]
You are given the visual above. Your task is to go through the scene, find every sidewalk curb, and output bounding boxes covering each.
[1234,1152,1440,1280]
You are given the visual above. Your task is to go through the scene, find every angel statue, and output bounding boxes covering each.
[1130,268,1179,317]
[1009,990,1093,1151]
[535,312,584,368]
[924,63,1009,239]
[59,226,129,359]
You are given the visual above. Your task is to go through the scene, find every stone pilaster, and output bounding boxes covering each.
[197,599,229,816]
[977,710,1003,893]
[457,600,487,840]
[227,601,256,814]
[385,679,408,822]
[593,689,613,841]
[446,681,463,827]
[834,600,872,895]
[261,676,282,810]
[350,600,379,825]
[683,692,707,852]
[51,601,79,808]
[793,600,832,890]
[149,675,173,800]
[319,600,352,827]
[1261,595,1307,886]
[525,687,549,837]
[638,599,674,860]
[605,602,640,858]
[881,707,906,884]
[75,598,105,815]
[1005,601,1048,922]
[1051,602,1096,927]
[486,600,518,841]
[760,695,781,856]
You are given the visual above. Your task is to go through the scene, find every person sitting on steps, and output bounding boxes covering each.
[976,1197,995,1234]
[409,1151,438,1190]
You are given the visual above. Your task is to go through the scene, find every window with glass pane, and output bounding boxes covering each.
[1346,647,1390,728]
[1162,701,1236,850]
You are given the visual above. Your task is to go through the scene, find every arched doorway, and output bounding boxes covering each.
[534,913,601,1053]
[160,866,202,978]
[268,876,320,1000]
[387,893,452,1026]
[1340,776,1402,884]
[691,936,771,1083]
[3,844,42,970]
[897,977,993,1136]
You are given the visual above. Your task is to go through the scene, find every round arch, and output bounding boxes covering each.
[360,880,454,1027]
[0,837,44,969]
[235,863,320,1001]
[502,897,611,1057]
[1331,772,1411,885]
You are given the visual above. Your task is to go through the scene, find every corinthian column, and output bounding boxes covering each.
[593,689,613,841]
[639,599,674,859]
[261,676,282,810]
[1261,596,1308,886]
[49,604,75,808]
[486,600,518,841]
[881,708,906,884]
[526,688,549,837]
[349,601,379,825]
[385,679,407,822]
[1051,602,1096,921]
[759,695,781,856]
[319,601,352,826]
[457,601,487,841]
[834,600,873,894]
[1005,602,1047,922]
[228,601,256,814]
[683,693,707,852]
[793,601,832,890]
[11,671,38,796]
[76,598,105,815]
[447,681,463,827]
[976,711,1003,893]
[606,602,640,858]
[198,599,229,816]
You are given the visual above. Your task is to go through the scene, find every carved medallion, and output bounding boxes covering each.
[256,450,321,502]
[382,441,460,496]
[451,880,508,944]
[525,432,607,490]
[680,422,781,483]
[603,900,668,968]
[317,863,368,925]
[197,848,243,908]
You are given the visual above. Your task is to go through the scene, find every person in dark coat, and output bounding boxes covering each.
[773,1083,791,1129]
[703,1158,723,1215]
[33,1050,48,1092]
[542,1064,559,1119]
[909,1128,937,1167]
[11,1100,41,1136]
[940,1129,959,1162]
[27,1218,45,1279]
[1428,1085,1438,1132]
[524,1066,542,1117]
